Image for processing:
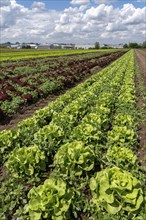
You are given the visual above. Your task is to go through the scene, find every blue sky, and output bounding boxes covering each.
[1,0,146,44]
[16,0,146,10]
[17,0,71,10]
[112,0,145,8]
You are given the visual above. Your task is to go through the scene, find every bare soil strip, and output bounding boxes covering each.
[135,49,146,167]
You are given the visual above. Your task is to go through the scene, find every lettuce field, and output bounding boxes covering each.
[0,50,124,118]
[0,48,118,61]
[0,49,146,220]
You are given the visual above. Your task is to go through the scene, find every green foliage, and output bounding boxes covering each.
[52,112,77,134]
[142,41,146,48]
[0,177,28,220]
[33,123,64,156]
[83,111,110,130]
[106,145,138,170]
[38,79,62,94]
[54,141,95,177]
[1,50,145,219]
[94,42,100,49]
[70,109,110,146]
[17,117,40,146]
[129,42,141,48]
[26,177,73,220]
[71,122,102,144]
[123,42,144,48]
[113,114,136,129]
[5,145,47,179]
[123,43,129,48]
[107,126,137,149]
[1,96,24,115]
[0,48,116,61]
[0,129,19,164]
[34,105,54,126]
[90,167,143,216]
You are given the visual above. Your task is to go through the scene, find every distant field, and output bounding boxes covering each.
[0,50,125,117]
[0,48,121,61]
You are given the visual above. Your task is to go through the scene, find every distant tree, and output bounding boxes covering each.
[142,41,146,48]
[101,44,112,49]
[95,42,100,49]
[25,45,31,49]
[129,42,141,48]
[5,42,11,45]
[22,45,31,49]
[15,42,20,44]
[123,43,129,48]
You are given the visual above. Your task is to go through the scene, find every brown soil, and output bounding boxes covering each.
[0,52,124,132]
[135,49,146,167]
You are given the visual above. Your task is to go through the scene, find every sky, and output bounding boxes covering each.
[0,0,146,45]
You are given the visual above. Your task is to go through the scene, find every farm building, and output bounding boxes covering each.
[76,44,95,49]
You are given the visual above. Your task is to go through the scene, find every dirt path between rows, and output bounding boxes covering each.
[135,49,146,167]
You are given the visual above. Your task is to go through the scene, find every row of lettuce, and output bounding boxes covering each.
[0,50,146,220]
[0,49,117,61]
[0,51,123,117]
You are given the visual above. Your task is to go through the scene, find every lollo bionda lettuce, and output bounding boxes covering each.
[26,177,73,220]
[90,167,143,216]
[54,141,95,177]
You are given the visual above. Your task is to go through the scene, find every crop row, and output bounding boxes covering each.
[0,48,118,61]
[0,51,124,117]
[0,50,145,220]
[0,51,129,164]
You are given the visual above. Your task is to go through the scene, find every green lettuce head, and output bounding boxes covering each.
[27,177,73,220]
[106,145,137,170]
[90,167,143,216]
[54,141,95,177]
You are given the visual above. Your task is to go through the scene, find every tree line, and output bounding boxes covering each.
[123,41,146,48]
[94,41,146,49]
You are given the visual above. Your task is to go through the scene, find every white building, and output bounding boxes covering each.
[75,44,94,49]
[27,44,38,49]
[60,44,75,49]
[9,44,22,49]
[51,43,75,49]
[37,44,51,49]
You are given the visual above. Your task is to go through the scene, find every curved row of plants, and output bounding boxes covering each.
[0,50,145,220]
[0,51,128,164]
[0,51,124,117]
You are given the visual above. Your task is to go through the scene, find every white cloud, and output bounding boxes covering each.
[94,0,115,3]
[70,0,90,5]
[84,4,115,20]
[31,1,46,11]
[70,0,115,4]
[137,0,145,2]
[0,0,11,7]
[0,0,28,28]
[0,0,145,44]
[121,4,146,25]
